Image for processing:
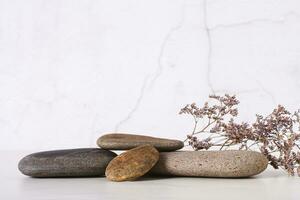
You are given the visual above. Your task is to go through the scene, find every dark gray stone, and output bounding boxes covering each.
[18,148,117,177]
[97,133,184,152]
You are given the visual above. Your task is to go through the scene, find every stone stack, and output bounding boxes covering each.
[18,133,268,181]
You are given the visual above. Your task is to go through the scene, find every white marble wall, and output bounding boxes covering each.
[1,0,300,150]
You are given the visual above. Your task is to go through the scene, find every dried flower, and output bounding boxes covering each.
[180,94,300,176]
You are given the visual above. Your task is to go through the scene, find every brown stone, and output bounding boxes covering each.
[150,150,268,177]
[105,145,159,181]
[97,133,184,152]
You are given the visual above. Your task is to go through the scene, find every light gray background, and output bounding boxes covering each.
[1,0,300,150]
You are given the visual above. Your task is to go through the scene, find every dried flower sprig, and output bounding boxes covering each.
[180,94,300,176]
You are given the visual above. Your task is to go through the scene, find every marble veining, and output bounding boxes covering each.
[1,0,300,150]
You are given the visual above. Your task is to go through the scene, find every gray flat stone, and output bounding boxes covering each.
[150,150,268,177]
[18,148,117,177]
[97,133,184,152]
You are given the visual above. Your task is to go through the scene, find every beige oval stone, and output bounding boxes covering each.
[97,133,184,151]
[105,145,159,181]
[151,150,268,177]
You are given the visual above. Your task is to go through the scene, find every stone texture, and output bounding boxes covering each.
[105,145,159,181]
[18,148,117,177]
[97,133,184,151]
[150,150,268,177]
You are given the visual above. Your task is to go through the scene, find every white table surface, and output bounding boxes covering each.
[1,151,300,200]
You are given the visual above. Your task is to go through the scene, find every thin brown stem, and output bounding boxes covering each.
[220,139,230,150]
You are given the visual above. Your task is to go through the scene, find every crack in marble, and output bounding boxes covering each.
[203,0,214,94]
[256,80,276,105]
[149,1,298,97]
[209,11,299,31]
[204,9,298,95]
[114,76,149,132]
[149,1,186,88]
[113,1,186,132]
[105,5,295,132]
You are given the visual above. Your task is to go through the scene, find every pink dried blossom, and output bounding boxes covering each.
[180,94,300,176]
